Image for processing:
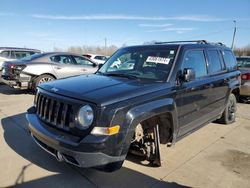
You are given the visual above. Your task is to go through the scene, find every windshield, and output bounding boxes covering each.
[20,53,44,61]
[98,47,177,82]
[237,58,250,68]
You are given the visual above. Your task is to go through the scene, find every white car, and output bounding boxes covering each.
[0,47,41,71]
[83,54,109,65]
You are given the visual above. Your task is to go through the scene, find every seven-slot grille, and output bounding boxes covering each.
[36,92,76,131]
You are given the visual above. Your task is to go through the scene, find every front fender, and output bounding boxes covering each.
[120,98,178,155]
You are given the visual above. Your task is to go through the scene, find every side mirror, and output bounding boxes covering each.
[183,68,195,82]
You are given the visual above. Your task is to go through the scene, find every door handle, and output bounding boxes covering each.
[54,66,61,70]
[81,69,86,71]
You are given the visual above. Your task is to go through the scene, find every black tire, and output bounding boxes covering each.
[34,74,55,90]
[217,93,237,124]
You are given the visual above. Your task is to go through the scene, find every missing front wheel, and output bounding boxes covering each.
[129,124,161,167]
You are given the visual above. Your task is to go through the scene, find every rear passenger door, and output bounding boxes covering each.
[206,49,228,114]
[50,55,81,78]
[176,49,212,137]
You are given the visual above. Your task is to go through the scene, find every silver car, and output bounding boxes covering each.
[1,52,98,90]
[237,57,250,100]
[0,47,41,71]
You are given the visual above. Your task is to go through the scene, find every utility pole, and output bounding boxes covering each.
[231,20,237,50]
[105,37,107,55]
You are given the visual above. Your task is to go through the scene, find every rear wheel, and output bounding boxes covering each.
[34,74,55,90]
[217,93,237,124]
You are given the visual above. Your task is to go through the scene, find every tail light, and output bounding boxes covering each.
[8,64,14,69]
[241,73,250,80]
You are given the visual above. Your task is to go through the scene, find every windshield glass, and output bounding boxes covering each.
[98,47,177,82]
[20,53,44,61]
[237,58,250,68]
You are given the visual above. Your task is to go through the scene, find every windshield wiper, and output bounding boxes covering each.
[104,73,140,80]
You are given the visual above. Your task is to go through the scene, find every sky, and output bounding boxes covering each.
[0,0,250,51]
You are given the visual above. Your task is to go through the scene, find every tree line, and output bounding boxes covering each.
[234,44,250,57]
[54,45,119,56]
[54,43,250,57]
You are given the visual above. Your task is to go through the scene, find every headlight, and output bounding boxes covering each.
[78,105,94,129]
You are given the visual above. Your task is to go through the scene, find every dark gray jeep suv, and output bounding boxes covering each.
[26,40,241,172]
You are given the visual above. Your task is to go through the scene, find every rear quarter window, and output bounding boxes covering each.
[222,50,237,70]
[0,51,10,58]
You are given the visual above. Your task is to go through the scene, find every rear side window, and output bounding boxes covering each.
[181,50,207,78]
[207,50,223,73]
[222,50,237,70]
[50,55,73,64]
[0,51,10,58]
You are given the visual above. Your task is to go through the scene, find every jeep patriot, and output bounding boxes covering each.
[26,40,241,172]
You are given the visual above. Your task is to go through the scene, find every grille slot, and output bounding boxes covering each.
[36,93,75,131]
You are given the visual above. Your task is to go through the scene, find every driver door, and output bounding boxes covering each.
[72,55,98,74]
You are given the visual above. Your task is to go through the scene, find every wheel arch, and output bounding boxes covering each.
[120,98,178,155]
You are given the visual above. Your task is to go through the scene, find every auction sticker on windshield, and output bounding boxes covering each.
[146,56,170,64]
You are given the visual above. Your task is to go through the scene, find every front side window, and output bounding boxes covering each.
[73,56,94,66]
[0,51,10,58]
[207,50,223,73]
[94,56,107,61]
[50,55,73,64]
[222,50,237,70]
[98,47,177,82]
[181,50,207,78]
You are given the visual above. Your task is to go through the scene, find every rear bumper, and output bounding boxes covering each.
[26,108,126,168]
[240,81,250,97]
[1,74,30,89]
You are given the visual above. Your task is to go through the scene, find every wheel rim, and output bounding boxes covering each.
[39,77,53,84]
[228,98,236,121]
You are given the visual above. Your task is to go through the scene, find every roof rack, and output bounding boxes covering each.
[155,40,208,45]
[154,40,226,46]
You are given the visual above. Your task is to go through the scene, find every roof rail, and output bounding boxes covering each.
[154,40,226,46]
[155,40,208,45]
[0,47,41,51]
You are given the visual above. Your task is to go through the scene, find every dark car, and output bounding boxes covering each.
[236,57,250,100]
[26,40,240,172]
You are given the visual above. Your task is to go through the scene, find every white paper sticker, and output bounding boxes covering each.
[146,56,170,64]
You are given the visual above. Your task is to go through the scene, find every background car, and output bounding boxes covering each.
[237,56,250,101]
[0,47,41,71]
[1,52,98,90]
[83,53,109,64]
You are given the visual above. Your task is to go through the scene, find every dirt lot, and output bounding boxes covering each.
[0,84,250,188]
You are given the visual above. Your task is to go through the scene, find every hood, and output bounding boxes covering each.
[39,74,168,106]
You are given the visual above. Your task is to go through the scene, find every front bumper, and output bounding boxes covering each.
[240,81,250,97]
[26,108,126,168]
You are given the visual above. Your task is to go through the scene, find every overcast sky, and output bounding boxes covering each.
[1,0,250,51]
